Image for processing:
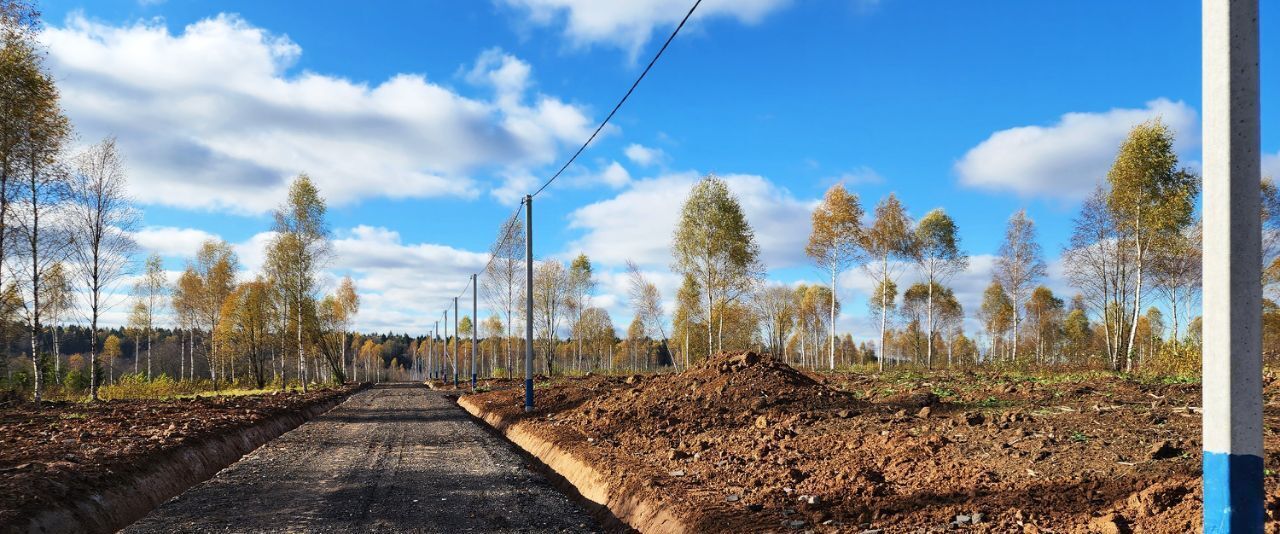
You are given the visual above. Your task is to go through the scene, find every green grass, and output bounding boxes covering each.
[1069,430,1089,443]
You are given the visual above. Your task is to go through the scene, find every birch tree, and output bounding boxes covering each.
[7,8,70,403]
[752,283,795,359]
[269,174,331,392]
[194,239,237,384]
[805,184,864,370]
[861,194,914,371]
[172,267,202,380]
[67,138,136,399]
[1063,187,1135,370]
[43,262,71,383]
[567,254,594,372]
[625,259,668,366]
[134,253,166,379]
[994,209,1045,363]
[334,276,359,382]
[911,208,966,368]
[532,260,569,375]
[0,0,42,372]
[1105,120,1197,372]
[482,214,524,378]
[672,174,762,359]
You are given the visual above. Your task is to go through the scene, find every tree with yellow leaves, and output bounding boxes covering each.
[806,184,864,370]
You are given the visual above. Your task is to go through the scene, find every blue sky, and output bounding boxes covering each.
[34,0,1278,336]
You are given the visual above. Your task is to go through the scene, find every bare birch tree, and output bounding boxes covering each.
[482,214,523,378]
[994,209,1045,363]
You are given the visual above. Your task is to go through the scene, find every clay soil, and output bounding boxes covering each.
[0,385,358,528]
[464,352,1280,533]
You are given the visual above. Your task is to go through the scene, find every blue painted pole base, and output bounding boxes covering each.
[524,378,534,412]
[1203,451,1264,533]
[471,374,477,388]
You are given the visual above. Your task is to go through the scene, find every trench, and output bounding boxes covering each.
[458,395,689,534]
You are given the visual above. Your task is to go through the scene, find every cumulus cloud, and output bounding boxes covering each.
[133,226,220,259]
[566,171,815,270]
[331,226,491,331]
[955,98,1198,199]
[624,143,665,167]
[502,0,791,56]
[42,14,594,214]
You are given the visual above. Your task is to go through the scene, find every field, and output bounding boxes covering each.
[462,353,1280,533]
[0,385,359,529]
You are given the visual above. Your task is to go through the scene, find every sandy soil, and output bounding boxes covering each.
[462,352,1280,533]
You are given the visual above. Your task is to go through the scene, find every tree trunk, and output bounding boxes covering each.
[1125,237,1144,374]
[878,254,888,372]
[926,269,934,370]
[298,303,307,393]
[829,267,837,370]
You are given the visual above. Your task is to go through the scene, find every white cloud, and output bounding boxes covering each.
[331,226,490,332]
[132,226,220,259]
[559,160,632,190]
[955,98,1198,199]
[502,0,791,57]
[566,171,815,269]
[624,143,665,167]
[1264,150,1280,180]
[827,165,884,186]
[42,14,595,214]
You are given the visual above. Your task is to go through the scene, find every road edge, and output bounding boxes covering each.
[458,395,690,534]
[19,384,370,534]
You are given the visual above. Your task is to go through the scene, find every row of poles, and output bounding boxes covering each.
[413,2,1263,531]
[423,196,537,412]
[422,0,703,412]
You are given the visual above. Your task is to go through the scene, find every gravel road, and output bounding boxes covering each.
[125,383,601,533]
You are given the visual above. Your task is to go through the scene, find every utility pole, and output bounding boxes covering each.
[430,322,436,380]
[454,297,460,388]
[444,309,450,385]
[1202,0,1262,532]
[524,195,535,411]
[472,273,479,389]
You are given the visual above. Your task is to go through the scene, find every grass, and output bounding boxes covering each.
[1069,430,1090,443]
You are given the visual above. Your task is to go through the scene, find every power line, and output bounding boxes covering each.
[431,0,700,335]
[530,0,702,197]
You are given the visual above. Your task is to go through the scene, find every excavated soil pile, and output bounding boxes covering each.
[0,386,357,529]
[467,356,1280,532]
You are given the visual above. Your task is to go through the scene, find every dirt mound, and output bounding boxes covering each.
[560,352,855,441]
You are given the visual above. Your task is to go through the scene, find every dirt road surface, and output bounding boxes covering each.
[125,383,601,533]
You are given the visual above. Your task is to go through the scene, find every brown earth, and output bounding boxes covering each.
[0,385,359,529]
[463,352,1280,533]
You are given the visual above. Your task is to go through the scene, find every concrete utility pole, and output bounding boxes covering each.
[444,309,450,384]
[472,273,479,389]
[1202,0,1262,532]
[524,195,535,412]
[454,297,460,387]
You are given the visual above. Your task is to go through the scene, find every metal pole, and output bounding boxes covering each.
[454,297,460,387]
[524,195,535,411]
[1203,0,1262,532]
[429,322,435,380]
[472,273,479,389]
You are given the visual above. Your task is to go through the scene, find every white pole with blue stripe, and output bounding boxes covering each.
[1202,0,1262,531]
